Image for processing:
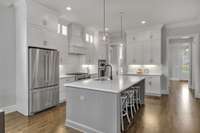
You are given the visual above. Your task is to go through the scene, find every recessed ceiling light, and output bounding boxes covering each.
[141,20,147,24]
[66,6,72,11]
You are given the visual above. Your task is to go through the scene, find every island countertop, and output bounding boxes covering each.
[64,76,145,93]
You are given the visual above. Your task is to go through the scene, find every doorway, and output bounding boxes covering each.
[168,38,192,83]
[168,37,194,96]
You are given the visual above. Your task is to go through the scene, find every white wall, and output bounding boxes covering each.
[0,5,16,109]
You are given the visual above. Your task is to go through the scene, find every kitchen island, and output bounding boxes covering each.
[64,76,145,133]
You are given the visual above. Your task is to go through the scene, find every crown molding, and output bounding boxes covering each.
[165,19,200,29]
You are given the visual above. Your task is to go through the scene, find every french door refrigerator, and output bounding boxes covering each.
[28,47,59,115]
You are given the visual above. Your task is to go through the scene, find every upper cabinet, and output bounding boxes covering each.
[68,23,86,54]
[126,26,162,65]
[27,0,58,33]
[25,0,59,49]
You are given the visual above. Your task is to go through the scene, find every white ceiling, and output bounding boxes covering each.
[1,0,200,31]
[0,0,16,6]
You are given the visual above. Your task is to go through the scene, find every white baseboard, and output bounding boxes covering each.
[1,105,17,114]
[65,120,103,133]
[161,89,169,95]
[195,92,200,99]
[145,93,161,97]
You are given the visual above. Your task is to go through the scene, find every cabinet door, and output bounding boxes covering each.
[44,30,58,49]
[27,24,58,49]
[150,77,161,95]
[143,40,151,64]
[27,24,45,48]
[59,77,75,103]
[127,43,143,64]
[27,0,58,32]
[145,76,161,95]
[151,39,161,64]
[150,30,161,40]
[126,44,134,65]
[134,42,144,64]
[57,35,68,64]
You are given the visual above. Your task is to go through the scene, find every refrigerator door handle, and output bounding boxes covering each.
[45,52,48,84]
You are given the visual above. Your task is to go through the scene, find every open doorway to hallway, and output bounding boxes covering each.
[168,37,194,96]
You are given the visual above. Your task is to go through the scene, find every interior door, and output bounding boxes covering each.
[29,48,47,89]
[47,50,59,86]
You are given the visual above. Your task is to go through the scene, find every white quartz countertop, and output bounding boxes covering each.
[64,76,145,93]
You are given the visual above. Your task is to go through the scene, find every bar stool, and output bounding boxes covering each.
[131,86,141,110]
[124,90,137,119]
[120,94,131,131]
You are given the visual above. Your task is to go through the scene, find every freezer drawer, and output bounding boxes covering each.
[29,86,59,114]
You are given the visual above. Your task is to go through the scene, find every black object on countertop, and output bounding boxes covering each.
[0,110,5,133]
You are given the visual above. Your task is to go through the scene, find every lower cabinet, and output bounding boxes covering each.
[145,76,161,96]
[59,77,75,103]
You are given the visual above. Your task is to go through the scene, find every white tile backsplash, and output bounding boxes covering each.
[127,65,162,74]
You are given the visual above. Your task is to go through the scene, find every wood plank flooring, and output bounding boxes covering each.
[5,81,200,133]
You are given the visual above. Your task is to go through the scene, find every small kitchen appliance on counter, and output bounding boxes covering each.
[0,110,5,133]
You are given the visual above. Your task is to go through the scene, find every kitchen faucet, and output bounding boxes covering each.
[105,64,113,80]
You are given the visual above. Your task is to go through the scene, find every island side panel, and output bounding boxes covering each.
[65,86,121,133]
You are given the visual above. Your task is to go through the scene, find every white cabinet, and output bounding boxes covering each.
[83,44,96,65]
[27,0,58,33]
[143,40,152,64]
[151,39,161,64]
[127,40,144,64]
[126,28,162,65]
[59,77,75,103]
[145,76,161,96]
[27,24,58,49]
[26,0,58,49]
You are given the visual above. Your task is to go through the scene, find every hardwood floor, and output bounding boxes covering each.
[5,103,80,133]
[5,81,200,133]
[128,81,200,133]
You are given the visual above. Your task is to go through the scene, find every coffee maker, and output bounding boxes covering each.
[98,59,107,78]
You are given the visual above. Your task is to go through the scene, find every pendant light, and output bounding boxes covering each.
[102,0,107,41]
[120,12,124,46]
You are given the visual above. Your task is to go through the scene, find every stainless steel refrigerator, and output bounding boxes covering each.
[28,47,59,115]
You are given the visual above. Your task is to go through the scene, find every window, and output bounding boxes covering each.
[90,35,93,44]
[57,24,61,34]
[62,25,67,36]
[57,24,68,36]
[85,32,94,44]
[86,33,90,42]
